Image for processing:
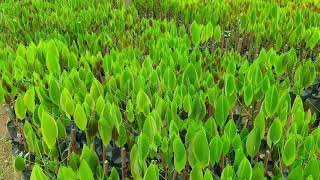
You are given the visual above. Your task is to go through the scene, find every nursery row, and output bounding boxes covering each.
[0,0,319,180]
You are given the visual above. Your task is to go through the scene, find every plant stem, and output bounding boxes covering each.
[68,128,77,160]
[121,147,126,180]
[172,170,178,180]
[183,165,189,180]
[264,150,270,170]
[102,144,108,176]
[16,118,28,151]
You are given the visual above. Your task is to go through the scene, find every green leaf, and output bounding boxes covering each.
[60,88,75,117]
[203,22,213,41]
[143,115,156,140]
[237,158,252,180]
[221,165,235,180]
[110,167,120,180]
[183,63,198,85]
[49,77,60,106]
[163,67,176,91]
[173,137,186,173]
[204,169,213,180]
[78,160,94,180]
[136,89,151,116]
[138,133,149,160]
[95,96,105,117]
[57,119,66,139]
[74,104,87,131]
[282,137,296,166]
[46,40,61,75]
[224,120,237,142]
[190,166,203,180]
[191,129,210,169]
[15,95,27,120]
[304,157,319,180]
[98,118,112,147]
[254,112,265,140]
[14,156,26,172]
[57,166,77,180]
[225,74,236,96]
[190,21,202,45]
[288,166,303,180]
[252,162,266,180]
[30,164,48,180]
[246,128,261,158]
[214,25,222,42]
[24,87,35,112]
[191,95,206,121]
[244,83,253,106]
[143,163,159,180]
[41,112,58,149]
[209,136,223,165]
[267,118,282,147]
[264,85,279,117]
[126,100,135,123]
[215,94,229,127]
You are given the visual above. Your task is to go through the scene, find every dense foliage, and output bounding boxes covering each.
[1,0,320,179]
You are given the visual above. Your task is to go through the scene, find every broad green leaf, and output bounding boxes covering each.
[109,167,120,180]
[95,96,105,117]
[304,157,319,180]
[138,133,149,160]
[41,112,58,149]
[190,21,202,45]
[221,165,235,180]
[15,95,26,120]
[224,120,237,142]
[237,158,252,180]
[14,156,26,172]
[143,115,156,141]
[252,162,266,180]
[191,95,206,121]
[30,164,48,180]
[203,22,213,41]
[163,67,176,91]
[126,100,135,123]
[78,160,94,180]
[215,94,229,127]
[173,137,186,173]
[244,83,253,106]
[136,89,151,116]
[46,40,61,75]
[74,104,87,131]
[60,88,75,117]
[204,169,213,180]
[49,77,60,106]
[209,136,223,165]
[225,74,236,96]
[267,118,282,147]
[143,163,159,180]
[282,137,296,166]
[214,25,222,42]
[57,119,66,139]
[264,85,279,117]
[288,166,303,180]
[183,63,198,85]
[24,88,35,112]
[190,166,203,180]
[98,118,112,147]
[254,112,265,139]
[57,166,77,180]
[191,129,210,169]
[246,128,261,158]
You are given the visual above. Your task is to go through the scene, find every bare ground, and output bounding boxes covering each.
[0,105,19,180]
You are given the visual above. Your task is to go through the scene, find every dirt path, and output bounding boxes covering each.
[0,104,18,180]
